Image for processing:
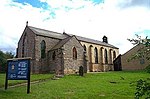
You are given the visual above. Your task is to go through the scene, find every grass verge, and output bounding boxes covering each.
[0,73,54,88]
[0,71,149,99]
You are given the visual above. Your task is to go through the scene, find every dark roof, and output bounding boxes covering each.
[28,26,67,39]
[28,26,118,49]
[51,36,72,50]
[65,33,118,49]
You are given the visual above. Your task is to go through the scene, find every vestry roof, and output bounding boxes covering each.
[51,36,72,50]
[28,26,118,49]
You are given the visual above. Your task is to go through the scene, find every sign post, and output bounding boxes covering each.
[5,57,31,94]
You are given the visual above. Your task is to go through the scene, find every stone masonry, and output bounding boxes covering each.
[17,25,119,74]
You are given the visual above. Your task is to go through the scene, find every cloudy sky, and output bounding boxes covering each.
[0,0,150,54]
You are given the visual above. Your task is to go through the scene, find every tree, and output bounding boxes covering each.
[128,34,150,99]
[0,50,14,72]
[128,35,150,61]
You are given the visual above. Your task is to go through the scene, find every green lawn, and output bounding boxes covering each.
[0,73,54,88]
[0,71,149,99]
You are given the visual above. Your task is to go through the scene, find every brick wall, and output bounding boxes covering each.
[121,44,149,70]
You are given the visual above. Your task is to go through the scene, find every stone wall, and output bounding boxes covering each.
[17,26,35,58]
[48,49,64,74]
[17,26,119,74]
[80,41,119,72]
[17,26,62,73]
[17,26,36,73]
[34,35,60,73]
[63,36,84,74]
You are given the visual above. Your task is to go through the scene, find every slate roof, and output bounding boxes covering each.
[64,33,118,49]
[28,26,118,49]
[51,36,72,50]
[28,26,67,39]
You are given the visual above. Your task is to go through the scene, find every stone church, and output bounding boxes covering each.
[16,24,119,74]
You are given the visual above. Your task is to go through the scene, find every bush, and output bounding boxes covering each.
[135,79,150,99]
[0,50,14,73]
[145,65,150,73]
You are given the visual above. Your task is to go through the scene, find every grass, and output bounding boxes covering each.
[0,73,54,88]
[0,71,149,99]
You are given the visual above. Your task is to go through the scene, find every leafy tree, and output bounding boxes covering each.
[128,34,150,99]
[127,34,150,62]
[0,50,14,72]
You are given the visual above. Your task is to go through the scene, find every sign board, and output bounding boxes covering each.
[5,57,31,94]
[7,59,29,80]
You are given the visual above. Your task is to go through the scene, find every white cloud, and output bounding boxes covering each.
[39,0,91,9]
[0,0,150,54]
[0,0,51,52]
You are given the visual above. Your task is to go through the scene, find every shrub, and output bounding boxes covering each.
[135,79,150,99]
[145,65,150,73]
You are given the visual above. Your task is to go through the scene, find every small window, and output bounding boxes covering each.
[140,59,145,64]
[52,51,56,60]
[73,47,77,60]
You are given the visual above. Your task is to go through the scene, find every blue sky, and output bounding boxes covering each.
[13,0,104,8]
[13,0,49,9]
[0,0,150,54]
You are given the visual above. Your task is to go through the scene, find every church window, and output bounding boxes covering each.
[22,33,26,57]
[105,49,108,64]
[52,51,56,60]
[73,47,77,60]
[109,49,112,64]
[41,40,46,58]
[113,51,116,60]
[94,47,98,63]
[140,59,145,64]
[83,45,86,52]
[100,47,103,64]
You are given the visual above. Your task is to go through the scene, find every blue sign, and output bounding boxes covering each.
[7,59,29,80]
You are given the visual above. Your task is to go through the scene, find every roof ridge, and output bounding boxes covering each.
[50,36,73,51]
[64,33,118,49]
[28,26,63,35]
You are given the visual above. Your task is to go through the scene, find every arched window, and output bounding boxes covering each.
[94,47,98,63]
[104,49,108,64]
[83,45,86,52]
[73,47,77,59]
[41,40,46,58]
[100,47,103,64]
[113,51,116,60]
[109,49,112,64]
[22,33,26,57]
[52,51,56,60]
[88,45,93,64]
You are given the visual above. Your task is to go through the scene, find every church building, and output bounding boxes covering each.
[16,24,119,74]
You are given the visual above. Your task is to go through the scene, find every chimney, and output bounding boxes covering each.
[103,36,108,43]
